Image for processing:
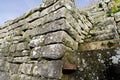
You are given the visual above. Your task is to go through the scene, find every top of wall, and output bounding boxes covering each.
[0,0,74,29]
[0,0,114,28]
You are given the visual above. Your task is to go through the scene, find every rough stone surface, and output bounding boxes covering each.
[114,12,120,22]
[30,44,72,59]
[33,60,63,79]
[0,0,120,80]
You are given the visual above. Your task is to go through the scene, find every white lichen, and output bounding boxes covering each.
[30,35,44,46]
[33,51,37,56]
[65,3,72,10]
[110,48,120,64]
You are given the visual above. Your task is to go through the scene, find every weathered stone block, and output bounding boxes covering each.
[114,12,120,22]
[117,22,120,34]
[91,17,119,40]
[23,30,32,38]
[10,74,19,80]
[26,11,40,22]
[12,50,30,57]
[16,42,29,51]
[0,59,6,71]
[19,74,32,80]
[33,60,63,79]
[66,13,88,36]
[29,31,78,50]
[23,18,66,38]
[31,44,72,59]
[45,31,78,50]
[10,74,32,80]
[13,57,30,63]
[30,47,41,59]
[22,23,34,31]
[10,36,24,42]
[9,44,17,52]
[66,21,84,43]
[0,72,9,80]
[19,63,33,75]
[0,32,8,38]
[42,0,57,8]
[30,18,66,37]
[43,7,66,24]
[22,50,30,56]
[0,60,11,73]
[9,63,19,74]
[29,35,45,48]
[31,7,66,28]
[40,44,71,59]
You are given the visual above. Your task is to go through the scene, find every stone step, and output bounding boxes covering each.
[79,39,120,51]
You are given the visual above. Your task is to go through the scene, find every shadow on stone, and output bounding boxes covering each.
[104,64,120,80]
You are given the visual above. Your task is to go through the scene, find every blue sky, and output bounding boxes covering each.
[0,0,98,24]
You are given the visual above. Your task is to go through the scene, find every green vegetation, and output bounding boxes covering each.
[107,0,120,16]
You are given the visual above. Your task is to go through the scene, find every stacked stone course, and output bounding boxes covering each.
[0,0,92,80]
[1,0,120,80]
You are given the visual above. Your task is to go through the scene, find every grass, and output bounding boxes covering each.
[107,0,120,17]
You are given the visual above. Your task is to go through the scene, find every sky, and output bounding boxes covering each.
[0,0,98,24]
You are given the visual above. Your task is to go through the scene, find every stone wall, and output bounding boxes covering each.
[80,0,120,42]
[0,0,120,80]
[0,0,92,80]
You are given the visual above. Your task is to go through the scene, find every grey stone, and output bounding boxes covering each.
[40,44,72,59]
[0,72,9,80]
[9,44,17,52]
[66,21,84,43]
[0,60,11,72]
[18,74,32,80]
[19,63,33,75]
[30,18,66,37]
[114,12,120,22]
[30,47,41,59]
[42,7,66,24]
[26,11,40,22]
[0,32,8,38]
[29,31,78,50]
[22,50,30,56]
[94,33,116,41]
[104,0,110,3]
[12,50,30,57]
[29,35,45,48]
[9,63,19,74]
[88,11,106,24]
[0,39,4,44]
[10,36,23,42]
[0,28,8,34]
[33,60,63,79]
[13,27,23,36]
[31,44,72,59]
[31,77,41,80]
[4,57,13,62]
[23,30,32,38]
[42,0,57,8]
[22,23,34,31]
[0,59,6,71]
[16,42,29,51]
[45,31,78,50]
[13,57,30,63]
[10,74,19,80]
[31,7,66,28]
[66,13,89,36]
[117,22,120,34]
